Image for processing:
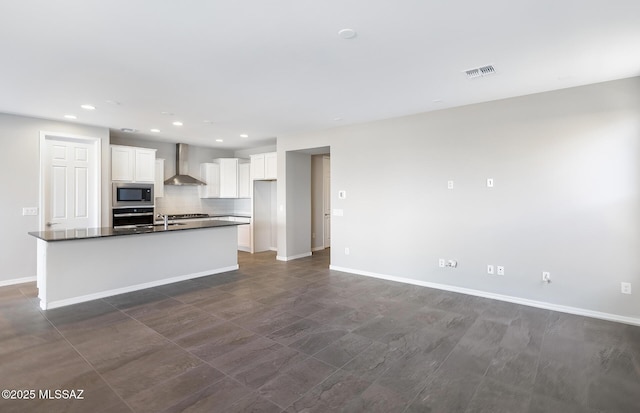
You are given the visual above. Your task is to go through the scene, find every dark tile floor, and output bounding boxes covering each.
[1,249,639,412]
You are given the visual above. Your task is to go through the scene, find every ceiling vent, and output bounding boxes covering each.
[465,64,496,79]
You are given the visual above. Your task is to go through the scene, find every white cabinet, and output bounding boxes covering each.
[111,145,156,183]
[251,154,266,180]
[199,158,250,198]
[210,216,251,251]
[250,152,277,180]
[265,152,277,179]
[155,159,165,198]
[219,158,238,198]
[111,146,133,181]
[235,217,251,252]
[199,163,221,198]
[238,163,251,198]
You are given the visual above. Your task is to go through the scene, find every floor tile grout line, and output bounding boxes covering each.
[94,298,242,412]
[37,299,138,413]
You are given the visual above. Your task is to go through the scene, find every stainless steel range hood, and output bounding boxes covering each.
[164,143,206,185]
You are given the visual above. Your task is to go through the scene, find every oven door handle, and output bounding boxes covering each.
[113,212,155,217]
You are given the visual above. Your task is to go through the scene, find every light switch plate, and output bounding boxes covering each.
[497,266,505,275]
[487,178,494,188]
[338,190,347,199]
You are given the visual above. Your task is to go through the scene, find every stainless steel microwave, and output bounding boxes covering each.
[112,183,154,207]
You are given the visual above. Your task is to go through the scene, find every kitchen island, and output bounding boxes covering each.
[29,220,246,310]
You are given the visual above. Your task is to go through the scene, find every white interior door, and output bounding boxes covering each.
[42,133,100,230]
[323,156,331,248]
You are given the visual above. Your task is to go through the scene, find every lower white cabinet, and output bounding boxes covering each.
[210,216,251,251]
[235,217,251,252]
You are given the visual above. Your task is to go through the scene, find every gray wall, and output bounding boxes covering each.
[277,76,640,321]
[0,113,109,284]
[281,151,312,259]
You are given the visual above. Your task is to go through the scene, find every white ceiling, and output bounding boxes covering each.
[1,1,639,149]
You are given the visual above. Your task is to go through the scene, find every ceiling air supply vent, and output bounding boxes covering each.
[465,64,496,79]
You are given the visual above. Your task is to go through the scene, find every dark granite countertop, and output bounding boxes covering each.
[29,219,247,242]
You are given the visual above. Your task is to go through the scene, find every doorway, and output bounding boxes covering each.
[40,132,101,230]
[311,154,331,251]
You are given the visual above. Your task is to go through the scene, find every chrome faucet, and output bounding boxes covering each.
[157,213,168,229]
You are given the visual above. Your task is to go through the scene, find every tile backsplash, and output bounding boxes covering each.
[155,185,251,216]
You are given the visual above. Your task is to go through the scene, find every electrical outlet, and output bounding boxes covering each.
[487,265,495,275]
[497,266,505,275]
[439,258,445,268]
[447,180,454,189]
[621,282,632,294]
[22,207,38,216]
[344,247,350,256]
[542,272,551,283]
[447,260,458,268]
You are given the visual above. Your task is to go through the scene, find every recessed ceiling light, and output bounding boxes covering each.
[80,104,95,110]
[333,117,343,121]
[432,99,443,104]
[161,111,174,116]
[338,28,357,39]
[150,128,161,133]
[216,139,223,142]
[64,114,77,119]
[172,121,183,126]
[240,134,248,138]
[120,128,138,133]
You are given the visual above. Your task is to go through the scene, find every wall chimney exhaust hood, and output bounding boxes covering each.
[164,143,206,186]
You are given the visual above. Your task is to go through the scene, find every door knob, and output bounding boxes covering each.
[46,222,59,227]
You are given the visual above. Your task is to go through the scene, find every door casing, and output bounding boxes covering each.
[39,131,102,231]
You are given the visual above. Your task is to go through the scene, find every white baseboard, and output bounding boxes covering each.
[0,276,37,287]
[329,265,640,327]
[311,246,325,252]
[40,265,239,310]
[276,252,312,262]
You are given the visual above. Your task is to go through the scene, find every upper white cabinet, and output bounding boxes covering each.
[111,145,156,183]
[238,163,251,198]
[154,158,165,198]
[199,163,220,198]
[251,152,277,180]
[265,152,277,179]
[199,158,250,198]
[219,158,239,198]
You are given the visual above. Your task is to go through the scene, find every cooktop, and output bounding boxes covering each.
[167,213,210,220]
